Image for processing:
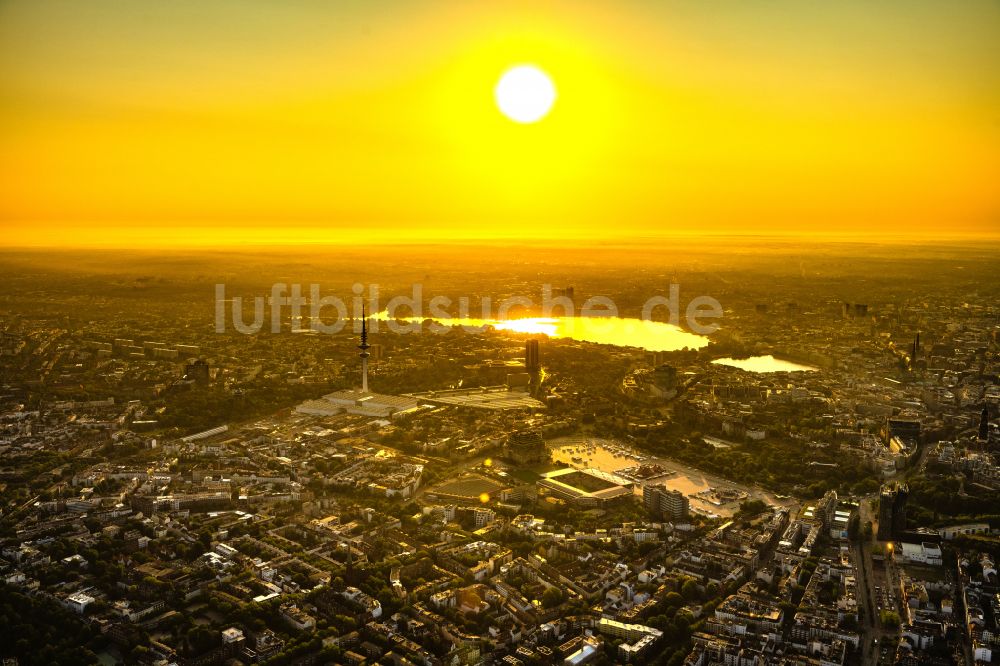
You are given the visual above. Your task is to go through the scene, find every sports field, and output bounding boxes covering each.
[431,474,505,500]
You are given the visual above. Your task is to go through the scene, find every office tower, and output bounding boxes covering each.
[842,303,868,319]
[525,339,540,372]
[184,359,211,384]
[504,429,546,464]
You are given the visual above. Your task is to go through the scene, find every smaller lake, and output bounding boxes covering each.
[712,355,818,373]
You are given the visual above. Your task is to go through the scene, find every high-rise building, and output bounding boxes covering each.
[643,485,689,521]
[979,406,990,441]
[184,359,211,384]
[525,339,540,372]
[842,303,869,319]
[652,365,677,389]
[548,286,576,302]
[646,351,668,366]
[877,482,908,541]
[504,429,546,465]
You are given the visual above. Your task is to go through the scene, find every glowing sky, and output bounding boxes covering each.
[1,1,998,245]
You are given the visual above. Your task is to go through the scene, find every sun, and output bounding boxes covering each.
[495,65,556,124]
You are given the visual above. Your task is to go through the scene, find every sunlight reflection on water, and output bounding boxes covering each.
[374,313,708,351]
[711,355,817,373]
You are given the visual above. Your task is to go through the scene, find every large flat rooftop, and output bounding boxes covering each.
[407,386,544,411]
[296,389,420,418]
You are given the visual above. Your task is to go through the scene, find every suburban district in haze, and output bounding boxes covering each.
[1,2,999,666]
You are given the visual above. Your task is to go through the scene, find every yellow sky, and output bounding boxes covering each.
[1,1,998,245]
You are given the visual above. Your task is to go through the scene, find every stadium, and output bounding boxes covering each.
[537,468,634,507]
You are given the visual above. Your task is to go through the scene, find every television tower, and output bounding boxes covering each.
[359,303,370,393]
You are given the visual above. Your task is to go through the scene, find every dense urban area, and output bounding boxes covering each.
[1,242,999,666]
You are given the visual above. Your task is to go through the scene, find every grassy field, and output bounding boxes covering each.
[432,474,505,500]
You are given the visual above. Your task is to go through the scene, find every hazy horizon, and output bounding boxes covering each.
[3,227,1000,250]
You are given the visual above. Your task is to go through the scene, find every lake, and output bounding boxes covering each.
[373,313,709,352]
[712,354,818,373]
